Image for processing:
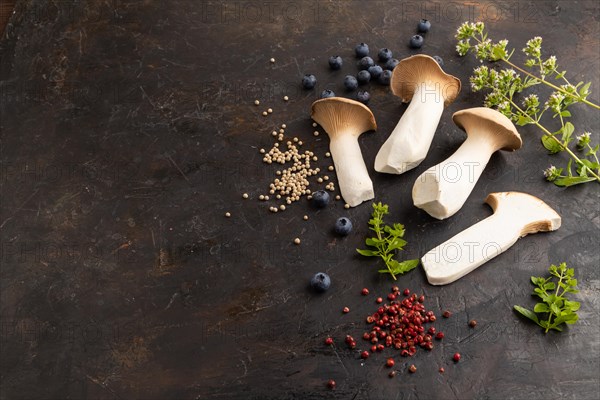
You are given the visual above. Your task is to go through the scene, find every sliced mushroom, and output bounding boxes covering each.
[374,55,461,174]
[311,98,377,207]
[413,107,523,219]
[421,192,561,285]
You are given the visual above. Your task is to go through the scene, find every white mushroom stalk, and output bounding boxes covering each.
[311,98,377,207]
[413,107,523,220]
[375,55,461,174]
[421,192,561,285]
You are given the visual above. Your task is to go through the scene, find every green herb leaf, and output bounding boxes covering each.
[533,303,550,313]
[356,249,378,257]
[553,176,596,187]
[541,134,562,154]
[513,305,539,324]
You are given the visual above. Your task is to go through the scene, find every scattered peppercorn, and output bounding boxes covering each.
[344,204,350,209]
[325,337,333,345]
[327,379,336,389]
[439,367,445,373]
[376,297,383,304]
[294,238,301,245]
[435,332,444,340]
[469,319,477,328]
[453,353,461,362]
[418,295,425,303]
[403,288,410,296]
[343,307,350,313]
[386,358,395,367]
[267,108,273,113]
[361,288,369,296]
[254,100,260,105]
[409,364,417,373]
[443,310,452,318]
[262,111,268,116]
[303,215,309,220]
[360,351,369,359]
[283,96,289,101]
[270,58,275,63]
[225,212,231,217]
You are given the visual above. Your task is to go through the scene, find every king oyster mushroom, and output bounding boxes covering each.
[311,98,377,207]
[413,107,523,220]
[375,55,461,174]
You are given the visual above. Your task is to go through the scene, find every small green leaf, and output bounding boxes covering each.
[388,238,408,251]
[543,282,556,290]
[390,259,419,274]
[564,301,580,311]
[534,303,550,313]
[517,115,532,126]
[541,134,562,154]
[531,276,545,286]
[560,110,571,117]
[365,238,384,247]
[554,176,596,187]
[561,122,574,145]
[579,82,591,97]
[356,248,379,257]
[514,305,539,324]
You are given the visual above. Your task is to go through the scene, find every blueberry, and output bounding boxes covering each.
[328,55,343,70]
[368,65,383,79]
[409,35,424,49]
[320,89,336,99]
[378,48,393,62]
[310,272,331,292]
[379,70,392,85]
[355,42,369,58]
[384,58,399,70]
[357,90,371,104]
[312,190,330,207]
[356,70,371,84]
[433,55,444,66]
[302,74,317,89]
[358,56,375,70]
[335,217,353,236]
[343,75,358,91]
[417,19,431,33]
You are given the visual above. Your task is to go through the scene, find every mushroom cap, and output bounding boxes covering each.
[390,55,461,107]
[485,191,561,236]
[453,107,522,151]
[311,97,377,138]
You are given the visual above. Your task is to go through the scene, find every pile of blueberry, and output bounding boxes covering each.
[301,43,398,105]
[301,20,443,105]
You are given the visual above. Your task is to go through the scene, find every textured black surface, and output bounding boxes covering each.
[1,1,599,399]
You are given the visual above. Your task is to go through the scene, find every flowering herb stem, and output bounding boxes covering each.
[503,95,599,181]
[455,21,600,187]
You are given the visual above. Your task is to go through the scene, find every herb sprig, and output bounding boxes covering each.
[514,262,580,333]
[455,21,600,186]
[356,202,419,280]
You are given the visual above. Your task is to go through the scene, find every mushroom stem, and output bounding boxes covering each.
[412,131,496,219]
[421,192,561,285]
[330,132,374,207]
[375,83,444,174]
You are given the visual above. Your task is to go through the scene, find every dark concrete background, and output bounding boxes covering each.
[1,1,599,399]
